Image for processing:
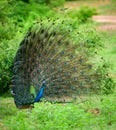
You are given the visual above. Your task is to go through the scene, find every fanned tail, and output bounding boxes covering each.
[12,19,101,108]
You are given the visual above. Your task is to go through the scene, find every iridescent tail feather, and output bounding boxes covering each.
[12,19,101,108]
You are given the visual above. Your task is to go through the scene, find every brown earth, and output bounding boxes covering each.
[64,1,116,31]
[93,16,116,31]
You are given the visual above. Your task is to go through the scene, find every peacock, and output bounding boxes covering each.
[12,18,101,109]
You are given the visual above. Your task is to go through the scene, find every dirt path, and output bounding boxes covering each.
[93,16,116,31]
[93,16,116,23]
[64,1,116,31]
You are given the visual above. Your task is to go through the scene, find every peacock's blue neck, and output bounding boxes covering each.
[34,81,47,102]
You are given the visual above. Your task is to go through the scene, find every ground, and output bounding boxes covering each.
[64,0,116,31]
[93,16,116,30]
[0,1,116,130]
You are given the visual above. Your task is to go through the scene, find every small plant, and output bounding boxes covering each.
[1,94,115,130]
[96,62,115,94]
[68,6,98,23]
[35,0,65,7]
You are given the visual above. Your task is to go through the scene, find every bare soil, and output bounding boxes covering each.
[64,1,116,31]
[93,16,116,31]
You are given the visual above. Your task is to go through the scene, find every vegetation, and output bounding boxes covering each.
[0,0,100,94]
[0,0,55,94]
[0,93,116,130]
[67,6,98,23]
[0,0,114,95]
[99,0,116,14]
[0,0,116,129]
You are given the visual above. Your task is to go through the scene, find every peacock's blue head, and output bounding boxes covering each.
[42,81,47,86]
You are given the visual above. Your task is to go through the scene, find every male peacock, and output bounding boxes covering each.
[12,19,101,109]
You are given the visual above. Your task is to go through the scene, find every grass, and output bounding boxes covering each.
[0,28,115,130]
[99,1,116,15]
[0,93,116,130]
[99,31,116,80]
[0,1,116,130]
[65,0,116,15]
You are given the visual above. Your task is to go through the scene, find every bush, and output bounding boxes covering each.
[0,24,22,94]
[0,39,17,94]
[96,62,115,94]
[0,0,55,95]
[0,0,115,96]
[35,0,65,7]
[49,0,65,7]
[8,1,55,23]
[68,6,98,23]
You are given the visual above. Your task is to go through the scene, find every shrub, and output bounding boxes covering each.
[0,39,18,94]
[0,1,55,95]
[34,0,65,7]
[49,0,65,7]
[96,62,115,94]
[0,24,22,94]
[0,0,114,96]
[68,6,98,23]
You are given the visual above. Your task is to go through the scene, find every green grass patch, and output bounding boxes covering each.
[0,93,116,130]
[98,31,116,80]
[0,1,116,129]
[99,0,116,14]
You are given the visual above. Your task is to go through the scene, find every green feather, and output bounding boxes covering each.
[30,85,36,98]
